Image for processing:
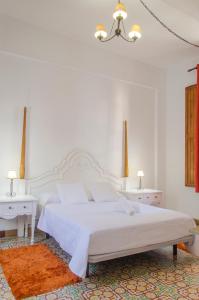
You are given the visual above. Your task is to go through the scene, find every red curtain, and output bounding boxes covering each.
[195,64,199,192]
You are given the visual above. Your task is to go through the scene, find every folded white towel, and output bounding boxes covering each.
[117,197,140,215]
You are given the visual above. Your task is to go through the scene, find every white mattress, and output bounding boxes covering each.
[38,201,195,278]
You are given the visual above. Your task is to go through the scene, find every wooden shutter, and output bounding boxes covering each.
[185,84,196,186]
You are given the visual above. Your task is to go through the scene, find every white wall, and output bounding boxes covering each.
[0,52,157,183]
[0,16,166,229]
[166,58,199,218]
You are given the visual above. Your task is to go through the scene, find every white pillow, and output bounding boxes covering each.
[89,182,119,202]
[56,183,88,204]
[39,192,60,207]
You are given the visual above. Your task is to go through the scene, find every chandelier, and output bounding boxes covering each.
[94,0,199,48]
[94,0,142,43]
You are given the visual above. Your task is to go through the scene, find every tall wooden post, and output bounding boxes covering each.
[19,107,27,179]
[124,120,129,177]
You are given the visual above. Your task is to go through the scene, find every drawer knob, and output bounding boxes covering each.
[155,196,158,198]
[24,206,26,209]
[138,197,142,200]
[147,196,149,199]
[9,206,12,209]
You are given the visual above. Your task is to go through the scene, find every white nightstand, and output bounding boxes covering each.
[121,189,163,207]
[0,195,37,244]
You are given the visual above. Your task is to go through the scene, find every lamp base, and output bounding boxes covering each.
[122,177,130,192]
[6,192,16,197]
[7,178,16,197]
[138,177,143,190]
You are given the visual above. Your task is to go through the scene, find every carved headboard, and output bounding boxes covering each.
[28,149,122,196]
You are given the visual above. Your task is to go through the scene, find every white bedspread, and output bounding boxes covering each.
[38,201,195,278]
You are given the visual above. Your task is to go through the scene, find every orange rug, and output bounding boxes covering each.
[0,244,80,300]
[178,242,190,253]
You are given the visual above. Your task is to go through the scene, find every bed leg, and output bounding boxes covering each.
[86,263,90,278]
[173,244,177,261]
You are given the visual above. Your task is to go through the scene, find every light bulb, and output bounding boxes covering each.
[113,2,127,20]
[129,24,142,41]
[95,24,108,40]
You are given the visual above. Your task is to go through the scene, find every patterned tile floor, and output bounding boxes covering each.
[0,235,199,300]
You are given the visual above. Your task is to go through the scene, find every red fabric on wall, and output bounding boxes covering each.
[195,64,199,192]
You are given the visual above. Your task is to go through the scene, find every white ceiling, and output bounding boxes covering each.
[0,0,199,68]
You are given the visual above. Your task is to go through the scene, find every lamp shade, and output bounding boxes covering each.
[113,2,127,20]
[7,170,17,179]
[95,24,108,40]
[128,24,142,40]
[137,170,144,177]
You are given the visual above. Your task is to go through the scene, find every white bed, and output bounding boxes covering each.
[28,150,197,278]
[38,201,195,278]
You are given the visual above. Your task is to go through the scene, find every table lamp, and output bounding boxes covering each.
[7,170,17,197]
[137,170,144,190]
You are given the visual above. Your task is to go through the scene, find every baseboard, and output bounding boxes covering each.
[5,230,17,237]
[0,230,17,238]
[1,228,42,238]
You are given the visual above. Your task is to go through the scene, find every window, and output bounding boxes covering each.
[185,84,196,186]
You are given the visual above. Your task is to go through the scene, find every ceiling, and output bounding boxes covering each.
[0,0,199,68]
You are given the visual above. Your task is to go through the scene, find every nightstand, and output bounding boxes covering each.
[190,226,199,235]
[121,189,163,207]
[0,195,37,244]
[189,226,199,257]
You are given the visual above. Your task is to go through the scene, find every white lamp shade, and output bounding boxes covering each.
[95,24,108,40]
[7,170,17,179]
[137,170,144,177]
[113,2,127,20]
[128,24,142,40]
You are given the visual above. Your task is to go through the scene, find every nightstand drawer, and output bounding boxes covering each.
[151,193,161,203]
[18,202,32,214]
[121,190,163,207]
[0,202,32,216]
[0,203,18,215]
[135,194,145,202]
[142,193,161,205]
[124,193,145,202]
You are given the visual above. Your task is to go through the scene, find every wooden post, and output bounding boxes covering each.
[124,120,129,177]
[173,244,177,261]
[86,263,90,277]
[0,231,5,238]
[19,107,27,179]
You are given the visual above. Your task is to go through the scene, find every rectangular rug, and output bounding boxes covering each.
[0,243,80,300]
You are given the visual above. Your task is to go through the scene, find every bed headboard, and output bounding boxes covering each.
[28,149,122,196]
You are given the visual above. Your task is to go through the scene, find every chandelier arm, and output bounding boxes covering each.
[100,34,117,42]
[109,20,116,36]
[117,18,121,31]
[139,0,199,48]
[121,20,127,37]
[120,33,134,43]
